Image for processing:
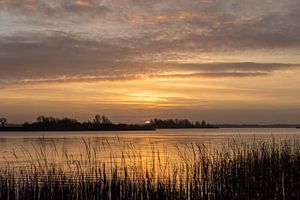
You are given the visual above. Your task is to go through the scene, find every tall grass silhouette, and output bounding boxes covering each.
[0,138,299,199]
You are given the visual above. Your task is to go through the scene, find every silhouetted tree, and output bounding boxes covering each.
[37,115,45,123]
[202,120,207,127]
[94,114,101,124]
[101,115,112,124]
[0,118,7,127]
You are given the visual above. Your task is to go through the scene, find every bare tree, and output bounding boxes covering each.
[94,114,101,124]
[0,118,7,127]
[101,115,112,124]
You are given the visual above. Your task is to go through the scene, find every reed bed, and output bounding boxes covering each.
[0,138,299,200]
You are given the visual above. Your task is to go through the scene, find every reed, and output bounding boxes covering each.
[0,138,299,199]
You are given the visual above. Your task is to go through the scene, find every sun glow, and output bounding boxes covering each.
[130,92,169,103]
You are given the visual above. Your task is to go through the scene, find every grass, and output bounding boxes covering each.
[0,138,299,199]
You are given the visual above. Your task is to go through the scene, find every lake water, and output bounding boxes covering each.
[0,128,299,171]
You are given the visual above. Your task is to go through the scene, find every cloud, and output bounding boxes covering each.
[1,0,300,89]
[1,0,300,52]
[149,72,270,79]
[0,0,110,17]
[1,72,271,89]
[168,63,300,72]
[125,0,300,52]
[0,33,141,78]
[1,31,300,88]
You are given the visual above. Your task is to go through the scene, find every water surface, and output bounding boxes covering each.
[0,128,299,168]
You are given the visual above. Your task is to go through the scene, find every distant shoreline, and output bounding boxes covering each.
[217,124,300,128]
[0,127,156,132]
[1,126,300,132]
[0,127,222,132]
[3,115,298,131]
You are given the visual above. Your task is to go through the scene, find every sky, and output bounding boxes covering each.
[1,0,300,124]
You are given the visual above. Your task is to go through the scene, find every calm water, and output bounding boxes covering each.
[0,128,299,168]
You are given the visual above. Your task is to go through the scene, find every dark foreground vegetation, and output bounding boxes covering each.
[0,139,299,200]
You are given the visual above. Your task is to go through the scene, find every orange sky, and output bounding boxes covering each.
[1,0,300,123]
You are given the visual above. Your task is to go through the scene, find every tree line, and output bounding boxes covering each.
[16,115,153,131]
[149,118,216,128]
[22,115,114,129]
[0,115,217,130]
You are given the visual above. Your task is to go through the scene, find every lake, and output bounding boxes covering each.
[0,128,299,168]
